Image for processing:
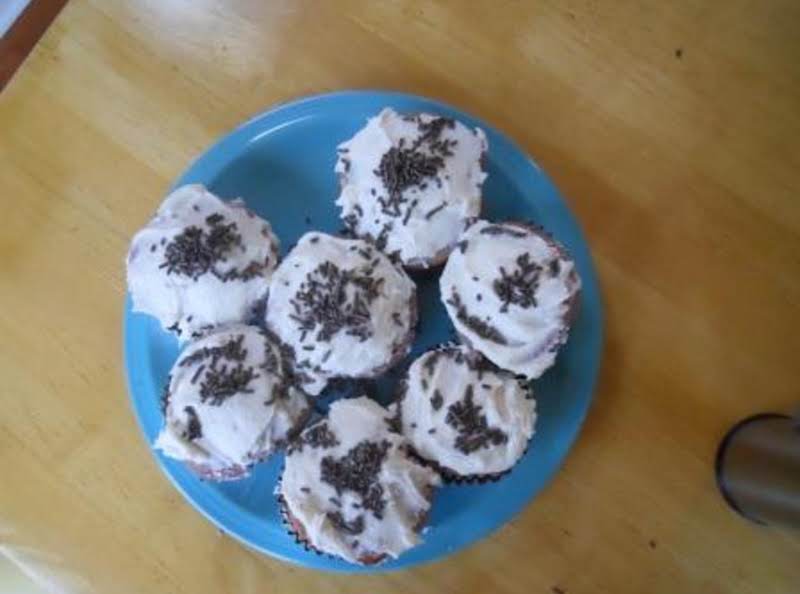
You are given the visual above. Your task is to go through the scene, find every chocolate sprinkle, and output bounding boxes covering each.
[493,252,542,312]
[320,440,391,519]
[402,198,419,225]
[190,364,206,385]
[446,290,507,344]
[325,511,365,536]
[159,212,267,282]
[160,380,171,415]
[183,406,202,440]
[445,386,508,454]
[430,389,444,411]
[424,201,447,220]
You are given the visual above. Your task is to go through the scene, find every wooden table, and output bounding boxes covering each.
[1,1,798,592]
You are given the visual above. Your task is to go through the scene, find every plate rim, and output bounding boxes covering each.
[123,89,604,573]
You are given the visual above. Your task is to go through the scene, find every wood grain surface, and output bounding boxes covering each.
[1,1,799,593]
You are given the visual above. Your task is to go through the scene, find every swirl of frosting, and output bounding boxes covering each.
[265,232,417,395]
[335,108,487,267]
[155,325,310,479]
[279,397,440,564]
[440,220,581,378]
[400,346,536,476]
[127,184,280,339]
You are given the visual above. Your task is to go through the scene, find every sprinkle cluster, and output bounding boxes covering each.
[320,439,391,519]
[373,116,457,224]
[178,334,258,406]
[289,259,385,343]
[289,421,340,454]
[445,386,509,454]
[493,252,542,313]
[341,115,465,257]
[159,212,269,282]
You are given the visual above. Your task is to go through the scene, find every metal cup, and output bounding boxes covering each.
[715,413,800,528]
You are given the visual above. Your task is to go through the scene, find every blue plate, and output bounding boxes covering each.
[124,91,603,572]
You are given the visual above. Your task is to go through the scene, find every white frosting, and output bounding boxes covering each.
[280,397,440,564]
[335,108,487,267]
[400,346,536,476]
[127,185,280,340]
[265,233,416,395]
[154,325,309,476]
[440,220,581,379]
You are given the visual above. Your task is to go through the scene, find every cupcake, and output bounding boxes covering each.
[397,345,536,482]
[335,108,487,269]
[154,324,310,481]
[440,220,581,379]
[265,232,417,396]
[127,184,280,340]
[278,396,441,565]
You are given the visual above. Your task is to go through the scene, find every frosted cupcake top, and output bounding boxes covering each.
[335,108,487,267]
[155,325,309,476]
[399,346,536,476]
[127,184,280,339]
[280,397,440,564]
[440,220,581,378]
[265,232,417,395]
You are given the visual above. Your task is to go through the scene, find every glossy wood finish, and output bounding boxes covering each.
[1,1,798,592]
